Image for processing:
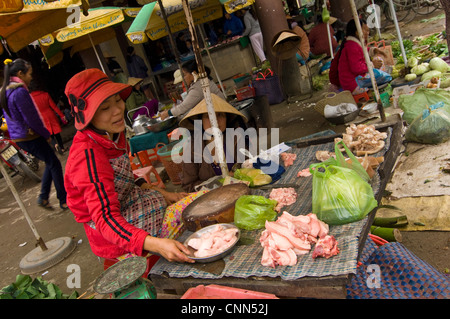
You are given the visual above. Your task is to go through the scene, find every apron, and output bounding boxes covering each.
[110,153,167,237]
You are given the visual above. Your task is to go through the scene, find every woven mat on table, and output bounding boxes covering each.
[150,130,392,280]
[347,237,450,299]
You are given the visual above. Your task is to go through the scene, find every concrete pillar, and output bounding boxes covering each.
[254,0,302,98]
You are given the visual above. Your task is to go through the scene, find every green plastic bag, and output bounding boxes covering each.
[234,195,278,230]
[405,102,450,144]
[328,140,370,182]
[398,88,450,124]
[310,162,378,225]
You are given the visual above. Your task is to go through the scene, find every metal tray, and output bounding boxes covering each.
[184,223,240,263]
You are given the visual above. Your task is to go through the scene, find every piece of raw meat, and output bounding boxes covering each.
[280,152,297,167]
[297,168,312,177]
[269,188,297,212]
[259,212,338,267]
[187,225,238,258]
[312,235,339,259]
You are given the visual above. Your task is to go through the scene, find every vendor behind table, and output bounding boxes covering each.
[160,60,225,121]
[64,68,192,264]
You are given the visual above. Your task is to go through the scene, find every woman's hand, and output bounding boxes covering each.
[160,189,188,205]
[372,56,383,69]
[140,184,187,205]
[160,110,169,120]
[144,236,194,263]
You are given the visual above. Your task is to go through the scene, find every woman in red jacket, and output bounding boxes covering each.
[329,19,386,94]
[64,68,193,263]
[29,81,67,154]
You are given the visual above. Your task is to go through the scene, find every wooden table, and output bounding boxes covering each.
[150,121,403,299]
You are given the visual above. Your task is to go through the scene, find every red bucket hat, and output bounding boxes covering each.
[65,69,132,130]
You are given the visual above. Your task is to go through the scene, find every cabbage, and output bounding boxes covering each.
[405,74,417,81]
[421,70,442,82]
[411,63,430,75]
[429,57,450,73]
[440,73,450,88]
[407,57,419,68]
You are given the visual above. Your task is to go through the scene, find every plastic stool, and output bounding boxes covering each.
[133,165,165,188]
[353,91,370,104]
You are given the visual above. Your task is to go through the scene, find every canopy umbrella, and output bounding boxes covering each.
[0,0,89,55]
[39,7,141,70]
[126,0,222,42]
[220,0,254,13]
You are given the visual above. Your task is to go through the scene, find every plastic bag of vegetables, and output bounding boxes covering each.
[309,161,378,225]
[398,87,450,124]
[405,102,450,144]
[234,195,277,230]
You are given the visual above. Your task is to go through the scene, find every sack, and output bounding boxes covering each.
[310,157,377,225]
[405,102,450,144]
[253,69,284,105]
[356,68,392,88]
[399,88,450,124]
[234,195,278,230]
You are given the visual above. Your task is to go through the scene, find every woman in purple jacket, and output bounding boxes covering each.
[0,59,67,210]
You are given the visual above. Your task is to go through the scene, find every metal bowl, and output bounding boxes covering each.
[183,223,240,263]
[145,116,177,132]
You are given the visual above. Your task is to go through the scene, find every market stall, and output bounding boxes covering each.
[202,36,257,82]
[148,121,403,299]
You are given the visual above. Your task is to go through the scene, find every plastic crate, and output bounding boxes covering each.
[181,284,278,299]
[236,86,255,101]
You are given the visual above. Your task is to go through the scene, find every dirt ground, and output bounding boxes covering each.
[0,10,448,298]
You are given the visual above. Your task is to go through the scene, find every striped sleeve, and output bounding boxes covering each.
[79,148,148,255]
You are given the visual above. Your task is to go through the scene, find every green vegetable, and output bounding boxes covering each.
[421,70,442,82]
[440,73,450,88]
[405,73,417,81]
[407,57,419,68]
[234,195,277,230]
[429,57,450,73]
[411,63,430,75]
[0,275,78,299]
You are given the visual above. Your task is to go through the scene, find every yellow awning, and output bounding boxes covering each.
[0,0,89,53]
[127,0,222,43]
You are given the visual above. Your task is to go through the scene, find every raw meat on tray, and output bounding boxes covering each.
[259,212,339,268]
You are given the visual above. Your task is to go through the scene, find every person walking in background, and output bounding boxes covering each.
[0,59,67,210]
[29,80,68,154]
[241,7,266,63]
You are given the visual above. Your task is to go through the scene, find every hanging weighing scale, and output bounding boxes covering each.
[93,257,157,299]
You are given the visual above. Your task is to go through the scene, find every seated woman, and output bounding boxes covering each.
[160,60,225,121]
[64,68,193,264]
[330,19,386,94]
[178,94,248,193]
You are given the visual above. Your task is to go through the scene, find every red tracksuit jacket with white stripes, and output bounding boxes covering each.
[64,128,149,259]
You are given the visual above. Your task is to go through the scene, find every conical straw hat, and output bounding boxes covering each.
[127,77,143,87]
[179,94,247,130]
[271,29,301,60]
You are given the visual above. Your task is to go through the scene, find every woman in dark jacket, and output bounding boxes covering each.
[0,59,67,209]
